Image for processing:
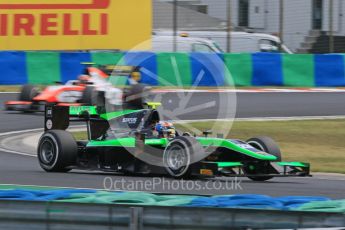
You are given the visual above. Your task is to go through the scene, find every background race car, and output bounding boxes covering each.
[4,65,143,112]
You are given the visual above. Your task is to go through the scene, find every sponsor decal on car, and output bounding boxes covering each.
[70,106,98,116]
[122,117,138,124]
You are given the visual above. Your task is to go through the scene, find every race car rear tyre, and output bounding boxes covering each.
[244,136,282,181]
[81,86,98,105]
[19,84,39,101]
[37,130,78,172]
[163,136,204,179]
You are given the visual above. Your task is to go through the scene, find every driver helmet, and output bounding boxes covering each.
[78,75,91,85]
[155,121,176,138]
[131,71,141,82]
[129,67,142,85]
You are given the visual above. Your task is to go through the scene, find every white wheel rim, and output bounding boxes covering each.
[163,139,191,177]
[38,133,59,170]
[247,141,265,152]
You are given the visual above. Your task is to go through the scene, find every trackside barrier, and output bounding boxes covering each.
[0,189,343,212]
[1,52,345,87]
[0,200,345,230]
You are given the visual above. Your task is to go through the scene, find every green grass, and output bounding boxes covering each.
[72,119,345,174]
[180,119,345,174]
[72,132,88,141]
[0,86,22,92]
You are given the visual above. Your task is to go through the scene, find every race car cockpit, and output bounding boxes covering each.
[102,109,161,140]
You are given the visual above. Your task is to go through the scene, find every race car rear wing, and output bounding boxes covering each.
[45,105,70,131]
[101,65,141,76]
[44,104,109,140]
[81,63,140,76]
[45,105,100,131]
[44,103,161,139]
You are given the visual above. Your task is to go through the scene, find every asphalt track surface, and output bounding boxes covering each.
[0,92,345,198]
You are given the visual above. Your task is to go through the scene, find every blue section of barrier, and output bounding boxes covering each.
[0,52,27,85]
[275,196,329,209]
[314,54,345,86]
[190,53,225,86]
[124,52,158,86]
[0,189,96,201]
[60,52,92,83]
[2,52,345,87]
[252,53,284,86]
[0,189,333,212]
[188,195,330,210]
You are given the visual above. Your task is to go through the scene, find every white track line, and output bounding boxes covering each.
[0,126,85,157]
[0,147,35,157]
[236,115,345,121]
[152,88,345,93]
[0,128,43,137]
[0,183,102,191]
[176,116,345,123]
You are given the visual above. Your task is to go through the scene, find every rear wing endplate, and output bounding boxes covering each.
[44,105,101,131]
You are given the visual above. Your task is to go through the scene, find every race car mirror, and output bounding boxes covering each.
[44,105,69,131]
[203,130,213,138]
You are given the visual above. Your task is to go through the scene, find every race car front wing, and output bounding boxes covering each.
[191,161,310,178]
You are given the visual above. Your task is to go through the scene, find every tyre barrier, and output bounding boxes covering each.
[297,199,345,213]
[0,188,342,212]
[2,51,345,87]
[188,195,330,210]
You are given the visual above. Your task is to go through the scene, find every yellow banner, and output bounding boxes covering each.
[0,0,152,50]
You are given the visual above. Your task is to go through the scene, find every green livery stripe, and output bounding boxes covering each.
[146,138,169,146]
[26,52,60,84]
[216,162,243,167]
[91,52,125,65]
[196,138,277,161]
[278,162,310,168]
[87,138,168,148]
[89,136,277,160]
[283,54,315,87]
[223,53,252,86]
[157,53,192,86]
[100,110,139,120]
[69,106,98,116]
[88,137,135,147]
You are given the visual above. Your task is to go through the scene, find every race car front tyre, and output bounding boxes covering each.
[37,130,78,172]
[163,136,204,179]
[247,136,282,161]
[244,136,282,181]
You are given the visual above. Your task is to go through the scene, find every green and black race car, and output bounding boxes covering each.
[38,101,310,181]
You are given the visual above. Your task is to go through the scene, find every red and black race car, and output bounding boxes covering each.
[5,65,142,112]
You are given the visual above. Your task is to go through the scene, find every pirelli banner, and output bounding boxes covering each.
[0,0,152,50]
